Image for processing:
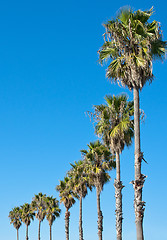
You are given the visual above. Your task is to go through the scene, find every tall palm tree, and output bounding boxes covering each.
[9,207,22,240]
[98,7,166,240]
[56,176,76,240]
[31,193,47,240]
[68,160,92,240]
[20,203,35,240]
[91,94,134,240]
[81,140,115,240]
[45,196,61,240]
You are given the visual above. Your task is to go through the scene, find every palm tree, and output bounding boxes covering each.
[81,140,115,240]
[98,7,166,240]
[31,193,47,240]
[9,207,22,240]
[45,196,61,240]
[56,176,76,240]
[91,94,134,240]
[20,203,35,240]
[68,160,92,240]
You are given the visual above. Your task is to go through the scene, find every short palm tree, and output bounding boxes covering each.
[9,207,22,240]
[45,196,61,240]
[68,160,92,240]
[98,7,166,240]
[92,94,134,240]
[56,176,76,240]
[20,203,35,240]
[81,140,115,240]
[31,192,47,240]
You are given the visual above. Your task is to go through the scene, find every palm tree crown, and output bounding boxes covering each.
[99,7,166,90]
[45,196,61,226]
[56,176,76,210]
[20,203,34,227]
[81,140,115,192]
[9,207,22,230]
[93,94,134,154]
[31,192,47,222]
[68,160,92,198]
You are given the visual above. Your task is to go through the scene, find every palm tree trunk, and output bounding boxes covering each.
[50,224,52,240]
[17,229,19,240]
[26,225,29,240]
[79,196,83,240]
[96,189,103,240]
[38,220,41,240]
[132,87,146,240]
[114,151,124,240]
[65,208,70,240]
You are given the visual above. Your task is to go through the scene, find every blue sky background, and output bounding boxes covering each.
[0,0,167,239]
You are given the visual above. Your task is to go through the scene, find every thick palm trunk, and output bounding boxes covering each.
[79,196,83,240]
[96,189,103,240]
[38,220,41,240]
[65,208,70,240]
[114,151,124,240]
[132,87,146,240]
[26,225,29,240]
[49,224,52,240]
[17,229,19,240]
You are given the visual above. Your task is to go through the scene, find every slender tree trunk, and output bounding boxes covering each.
[132,87,146,240]
[50,224,52,240]
[79,196,84,240]
[96,189,103,240]
[38,220,41,240]
[17,229,19,240]
[65,208,70,240]
[114,151,124,240]
[116,151,120,182]
[26,225,29,240]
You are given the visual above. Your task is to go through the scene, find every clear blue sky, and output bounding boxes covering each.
[1,0,167,239]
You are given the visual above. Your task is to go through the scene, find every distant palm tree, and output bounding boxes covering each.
[92,94,134,240]
[81,140,115,240]
[56,177,76,240]
[98,7,166,240]
[68,160,92,240]
[9,207,22,240]
[31,193,47,240]
[45,196,61,240]
[20,203,35,240]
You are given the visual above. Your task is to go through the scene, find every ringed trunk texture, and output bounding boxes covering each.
[79,196,84,240]
[49,224,52,240]
[114,151,124,240]
[38,220,41,240]
[132,87,146,240]
[65,208,70,240]
[26,225,29,240]
[96,189,103,240]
